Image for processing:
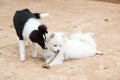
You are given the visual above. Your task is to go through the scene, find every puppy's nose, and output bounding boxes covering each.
[57,50,60,53]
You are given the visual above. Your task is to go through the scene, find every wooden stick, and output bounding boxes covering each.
[42,52,58,69]
[48,52,58,64]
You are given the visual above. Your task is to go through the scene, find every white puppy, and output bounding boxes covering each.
[42,31,102,68]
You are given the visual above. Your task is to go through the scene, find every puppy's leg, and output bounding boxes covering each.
[42,54,63,69]
[42,59,63,69]
[46,58,51,63]
[48,53,63,67]
[32,43,37,58]
[25,40,32,47]
[49,59,63,67]
[19,40,25,61]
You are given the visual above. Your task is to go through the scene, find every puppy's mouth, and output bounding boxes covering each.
[54,50,60,54]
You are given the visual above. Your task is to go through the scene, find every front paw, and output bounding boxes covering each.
[32,53,37,58]
[42,64,50,69]
[20,57,25,62]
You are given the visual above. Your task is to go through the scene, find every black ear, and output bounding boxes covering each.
[29,30,39,42]
[38,24,48,40]
[38,24,48,34]
[23,8,31,12]
[33,13,40,19]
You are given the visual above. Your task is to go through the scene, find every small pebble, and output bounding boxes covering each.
[70,66,74,69]
[0,28,3,31]
[103,67,108,69]
[9,24,14,28]
[5,36,7,38]
[104,18,109,22]
[13,52,16,54]
[118,50,120,52]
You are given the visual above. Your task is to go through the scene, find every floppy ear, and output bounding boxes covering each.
[38,24,48,40]
[38,24,48,34]
[46,32,55,42]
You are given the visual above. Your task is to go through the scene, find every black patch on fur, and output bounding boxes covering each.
[38,24,48,39]
[13,8,35,40]
[29,24,48,49]
[33,13,41,19]
[29,30,45,49]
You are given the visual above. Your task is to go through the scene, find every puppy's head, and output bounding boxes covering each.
[46,32,66,53]
[30,24,48,49]
[38,24,48,39]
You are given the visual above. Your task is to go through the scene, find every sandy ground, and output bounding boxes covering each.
[0,0,120,80]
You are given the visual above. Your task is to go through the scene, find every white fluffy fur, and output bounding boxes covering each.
[40,13,49,18]
[42,31,102,67]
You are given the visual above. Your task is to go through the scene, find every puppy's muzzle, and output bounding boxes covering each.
[54,50,60,54]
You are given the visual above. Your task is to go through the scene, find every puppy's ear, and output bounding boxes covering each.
[38,24,48,40]
[50,32,55,38]
[38,24,48,34]
[46,32,55,42]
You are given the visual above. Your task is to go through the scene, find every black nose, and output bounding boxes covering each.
[57,50,60,53]
[42,46,47,49]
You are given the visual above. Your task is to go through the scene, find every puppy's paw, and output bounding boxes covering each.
[20,56,25,62]
[96,51,103,55]
[20,57,25,62]
[32,53,37,58]
[42,64,50,69]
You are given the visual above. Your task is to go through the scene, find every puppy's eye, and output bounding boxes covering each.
[54,45,57,47]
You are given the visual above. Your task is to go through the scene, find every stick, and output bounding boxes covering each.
[42,52,58,69]
[48,52,58,64]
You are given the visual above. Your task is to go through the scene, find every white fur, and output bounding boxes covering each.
[70,32,97,49]
[40,13,49,18]
[23,18,40,41]
[19,40,25,61]
[32,43,37,58]
[43,31,102,67]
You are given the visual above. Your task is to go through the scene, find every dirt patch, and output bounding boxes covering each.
[0,0,120,80]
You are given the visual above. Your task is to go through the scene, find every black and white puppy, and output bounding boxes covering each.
[13,9,49,61]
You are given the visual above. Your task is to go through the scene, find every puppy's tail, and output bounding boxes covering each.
[83,33,97,48]
[33,13,49,19]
